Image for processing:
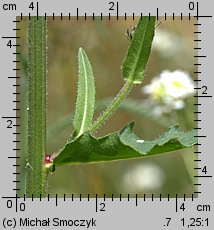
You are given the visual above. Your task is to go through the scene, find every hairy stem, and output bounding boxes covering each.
[25,17,48,197]
[90,80,133,133]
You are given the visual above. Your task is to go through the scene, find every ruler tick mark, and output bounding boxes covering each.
[116,1,119,20]
[194,175,212,178]
[157,8,159,20]
[194,55,206,58]
[136,194,138,206]
[37,2,39,20]
[95,194,98,212]
[56,194,58,206]
[194,95,212,98]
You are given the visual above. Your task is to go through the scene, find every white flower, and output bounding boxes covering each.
[122,163,165,193]
[152,30,181,57]
[161,70,195,98]
[143,70,195,112]
[143,77,165,101]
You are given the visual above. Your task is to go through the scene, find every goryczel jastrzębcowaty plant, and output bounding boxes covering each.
[24,16,197,197]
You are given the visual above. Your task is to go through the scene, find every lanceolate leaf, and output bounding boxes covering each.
[53,123,197,167]
[73,48,95,137]
[122,16,155,84]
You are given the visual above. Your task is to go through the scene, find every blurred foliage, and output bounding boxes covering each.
[19,17,197,197]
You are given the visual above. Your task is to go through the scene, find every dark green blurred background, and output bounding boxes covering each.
[19,17,197,197]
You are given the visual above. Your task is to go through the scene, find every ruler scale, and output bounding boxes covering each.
[1,0,213,229]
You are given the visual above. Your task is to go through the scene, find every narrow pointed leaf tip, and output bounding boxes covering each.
[122,16,156,84]
[53,123,197,167]
[73,48,95,138]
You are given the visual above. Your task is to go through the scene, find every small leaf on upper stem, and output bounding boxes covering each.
[122,16,156,84]
[73,48,95,138]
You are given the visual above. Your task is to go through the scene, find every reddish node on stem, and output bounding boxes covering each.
[44,154,53,165]
[44,153,56,172]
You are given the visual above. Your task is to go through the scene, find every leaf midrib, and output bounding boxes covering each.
[79,51,89,135]
[129,18,150,80]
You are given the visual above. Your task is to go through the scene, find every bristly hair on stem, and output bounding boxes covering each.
[25,16,48,197]
[90,80,133,133]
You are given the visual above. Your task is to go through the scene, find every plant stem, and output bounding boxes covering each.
[90,80,133,133]
[26,17,47,197]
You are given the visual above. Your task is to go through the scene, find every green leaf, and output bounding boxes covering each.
[120,123,197,155]
[73,48,95,137]
[53,123,197,167]
[122,16,155,84]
